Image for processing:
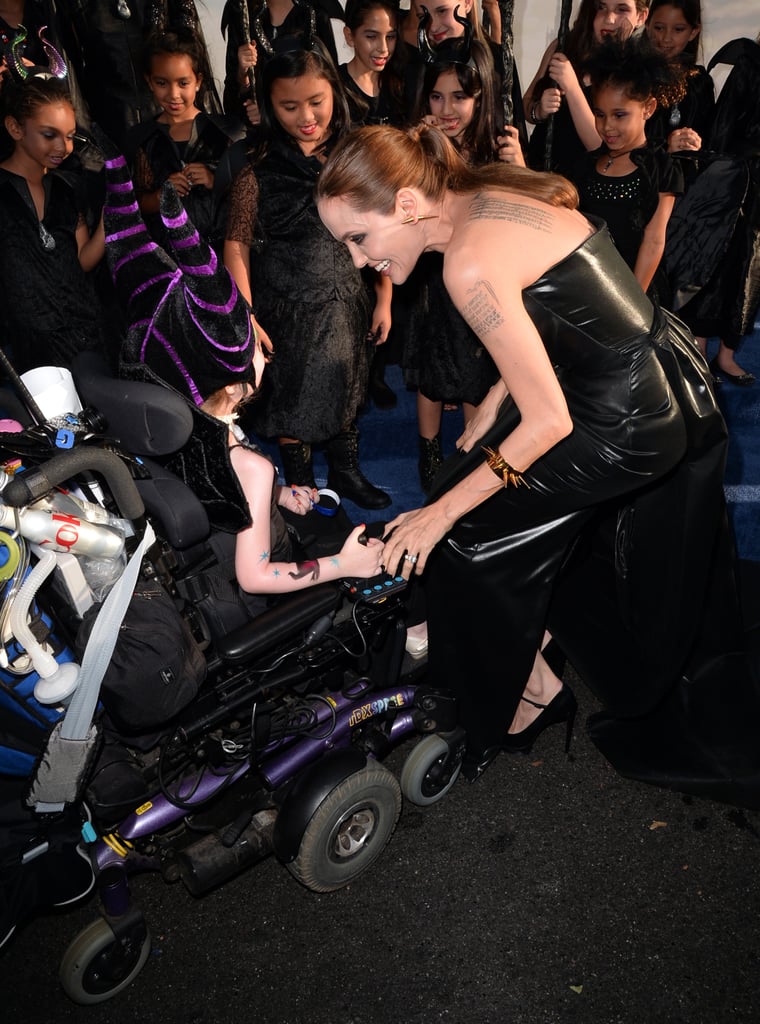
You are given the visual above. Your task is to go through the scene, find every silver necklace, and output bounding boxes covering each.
[601,149,636,173]
[38,221,56,251]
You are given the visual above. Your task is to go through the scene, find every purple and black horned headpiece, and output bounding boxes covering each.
[1,24,68,81]
[101,143,254,407]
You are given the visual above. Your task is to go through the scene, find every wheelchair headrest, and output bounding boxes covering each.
[71,353,211,550]
[72,352,194,457]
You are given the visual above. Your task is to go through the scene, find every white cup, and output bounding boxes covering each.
[20,366,83,420]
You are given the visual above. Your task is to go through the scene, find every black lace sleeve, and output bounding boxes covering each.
[225,163,259,247]
[134,147,156,198]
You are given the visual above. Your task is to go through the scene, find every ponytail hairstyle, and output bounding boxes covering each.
[316,123,578,213]
[142,25,212,107]
[584,33,687,110]
[414,38,497,165]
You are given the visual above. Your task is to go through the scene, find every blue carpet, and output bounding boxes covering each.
[711,327,760,562]
[265,324,760,559]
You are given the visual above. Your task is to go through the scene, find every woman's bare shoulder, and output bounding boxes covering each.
[445,196,593,289]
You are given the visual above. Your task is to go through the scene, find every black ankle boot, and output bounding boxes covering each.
[278,441,316,489]
[326,427,391,509]
[418,434,443,494]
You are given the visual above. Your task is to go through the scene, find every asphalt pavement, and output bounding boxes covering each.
[3,665,759,1024]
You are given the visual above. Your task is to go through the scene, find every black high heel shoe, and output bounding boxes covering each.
[460,684,578,782]
[502,685,577,754]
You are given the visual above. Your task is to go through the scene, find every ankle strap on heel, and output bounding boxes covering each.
[520,694,548,710]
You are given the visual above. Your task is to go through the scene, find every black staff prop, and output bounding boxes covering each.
[239,0,255,99]
[544,0,574,170]
[499,0,515,127]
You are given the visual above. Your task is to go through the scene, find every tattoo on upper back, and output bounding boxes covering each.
[468,193,553,233]
[460,279,505,336]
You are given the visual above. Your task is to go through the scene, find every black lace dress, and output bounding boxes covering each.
[0,168,106,374]
[225,140,373,442]
[401,251,499,405]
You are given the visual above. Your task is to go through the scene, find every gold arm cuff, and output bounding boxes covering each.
[481,446,531,489]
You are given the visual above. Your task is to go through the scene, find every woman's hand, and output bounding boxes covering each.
[340,525,385,578]
[456,380,508,453]
[382,505,449,578]
[496,126,526,166]
[667,127,701,153]
[277,484,317,514]
[183,162,214,190]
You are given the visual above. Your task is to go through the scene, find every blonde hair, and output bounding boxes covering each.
[316,124,579,212]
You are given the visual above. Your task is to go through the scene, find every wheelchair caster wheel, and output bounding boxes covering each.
[60,916,151,1004]
[287,762,401,893]
[400,732,464,806]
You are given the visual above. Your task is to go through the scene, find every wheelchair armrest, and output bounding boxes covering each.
[215,584,343,664]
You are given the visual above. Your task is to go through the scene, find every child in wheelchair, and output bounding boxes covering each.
[96,135,427,646]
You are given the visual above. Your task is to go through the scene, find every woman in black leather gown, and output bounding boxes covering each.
[316,123,734,786]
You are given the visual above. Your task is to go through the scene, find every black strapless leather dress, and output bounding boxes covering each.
[425,224,730,760]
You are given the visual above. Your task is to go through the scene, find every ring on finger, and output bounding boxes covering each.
[404,553,419,565]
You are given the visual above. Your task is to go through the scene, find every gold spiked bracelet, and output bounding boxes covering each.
[481,446,531,489]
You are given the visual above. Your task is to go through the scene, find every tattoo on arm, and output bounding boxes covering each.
[460,279,506,337]
[468,193,553,233]
[288,559,320,581]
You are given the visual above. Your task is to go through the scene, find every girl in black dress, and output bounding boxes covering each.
[406,32,516,492]
[523,0,649,176]
[645,0,714,154]
[224,41,392,509]
[339,0,406,128]
[127,28,243,254]
[574,36,684,302]
[0,73,106,373]
[221,0,341,122]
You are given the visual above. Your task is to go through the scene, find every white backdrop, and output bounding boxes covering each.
[196,1,759,105]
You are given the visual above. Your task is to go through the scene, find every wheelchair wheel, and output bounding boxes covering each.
[400,734,462,806]
[287,763,401,893]
[60,917,151,1004]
